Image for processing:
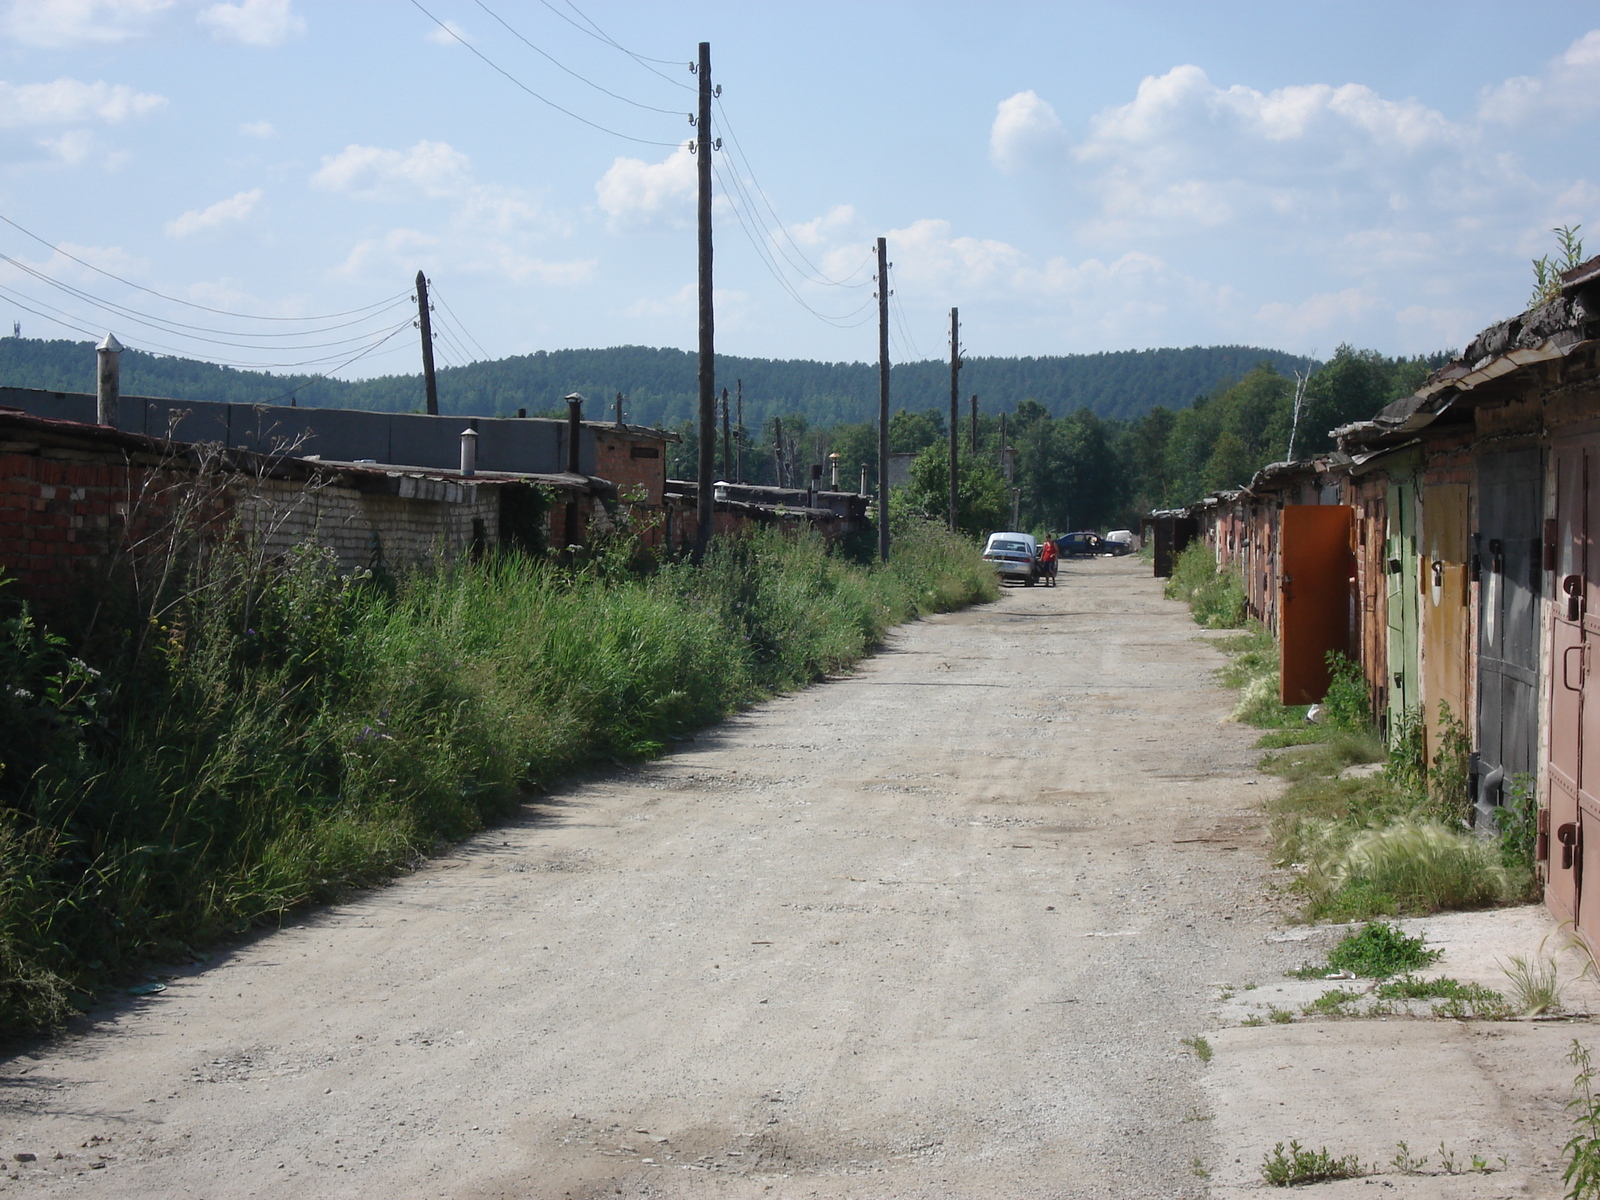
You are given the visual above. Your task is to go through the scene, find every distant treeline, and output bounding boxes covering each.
[0,337,1313,431]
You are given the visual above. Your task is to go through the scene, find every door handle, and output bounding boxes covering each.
[1565,574,1585,622]
[1565,645,1589,692]
[1558,822,1579,871]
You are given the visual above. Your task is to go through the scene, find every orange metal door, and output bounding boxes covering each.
[1280,505,1355,705]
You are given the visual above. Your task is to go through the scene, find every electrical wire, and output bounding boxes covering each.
[469,0,684,115]
[260,321,421,404]
[890,289,926,361]
[428,285,492,362]
[0,254,415,349]
[714,97,872,290]
[543,0,695,84]
[0,212,409,323]
[711,159,875,329]
[409,0,680,147]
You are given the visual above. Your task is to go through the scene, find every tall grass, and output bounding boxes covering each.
[0,518,996,1036]
[1184,604,1520,922]
[1165,541,1246,629]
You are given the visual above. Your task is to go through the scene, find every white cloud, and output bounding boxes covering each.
[333,226,592,288]
[239,119,275,139]
[196,0,302,46]
[595,142,695,230]
[1253,288,1381,340]
[1480,29,1600,125]
[0,78,166,127]
[314,140,577,288]
[164,187,262,237]
[0,0,172,47]
[39,128,94,164]
[426,17,469,46]
[312,139,472,200]
[990,89,1068,173]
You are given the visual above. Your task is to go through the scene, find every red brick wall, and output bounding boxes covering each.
[593,432,667,505]
[0,451,151,607]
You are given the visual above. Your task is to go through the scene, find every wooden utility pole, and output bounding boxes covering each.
[773,416,783,486]
[877,237,891,562]
[721,387,731,480]
[416,269,438,416]
[735,378,744,483]
[692,40,716,562]
[970,394,978,454]
[948,307,960,533]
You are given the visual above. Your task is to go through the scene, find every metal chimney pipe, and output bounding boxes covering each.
[459,427,477,476]
[565,392,584,475]
[96,332,122,426]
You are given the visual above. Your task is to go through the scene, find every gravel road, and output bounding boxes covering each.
[2,556,1295,1198]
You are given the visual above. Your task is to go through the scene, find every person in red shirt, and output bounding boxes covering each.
[1039,534,1058,587]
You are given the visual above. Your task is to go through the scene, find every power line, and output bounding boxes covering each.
[711,159,875,328]
[0,260,414,352]
[0,252,412,345]
[259,321,421,405]
[469,0,684,115]
[542,0,694,82]
[428,285,493,362]
[714,97,872,290]
[0,211,409,323]
[409,0,680,147]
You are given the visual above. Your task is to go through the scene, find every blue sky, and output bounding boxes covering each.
[0,0,1595,379]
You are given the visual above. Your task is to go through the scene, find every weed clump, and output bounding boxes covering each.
[1325,922,1442,977]
[1261,1141,1364,1186]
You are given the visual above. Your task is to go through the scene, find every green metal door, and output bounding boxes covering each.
[1385,470,1420,741]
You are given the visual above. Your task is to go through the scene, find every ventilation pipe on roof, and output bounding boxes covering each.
[565,393,583,475]
[96,332,122,427]
[459,427,477,476]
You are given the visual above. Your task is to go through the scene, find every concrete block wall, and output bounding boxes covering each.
[233,477,499,574]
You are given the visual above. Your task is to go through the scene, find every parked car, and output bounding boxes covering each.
[1056,531,1103,557]
[982,531,1039,585]
[1103,529,1135,556]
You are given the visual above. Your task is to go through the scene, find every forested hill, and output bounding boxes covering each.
[0,338,1314,430]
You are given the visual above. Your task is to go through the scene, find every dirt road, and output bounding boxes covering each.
[2,557,1297,1198]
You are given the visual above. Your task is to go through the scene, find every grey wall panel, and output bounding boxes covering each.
[0,386,600,476]
[0,386,96,424]
[143,397,230,444]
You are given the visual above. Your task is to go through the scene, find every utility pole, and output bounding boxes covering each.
[735,378,744,484]
[999,412,1008,472]
[877,237,891,562]
[721,387,731,480]
[970,394,978,454]
[415,270,438,416]
[773,416,783,486]
[692,40,716,562]
[948,307,961,534]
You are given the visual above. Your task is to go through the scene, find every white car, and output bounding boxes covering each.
[1104,529,1135,556]
[983,531,1039,585]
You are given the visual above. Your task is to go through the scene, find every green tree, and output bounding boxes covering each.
[888,407,946,454]
[897,442,1009,538]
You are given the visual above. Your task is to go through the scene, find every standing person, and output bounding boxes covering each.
[1039,533,1058,587]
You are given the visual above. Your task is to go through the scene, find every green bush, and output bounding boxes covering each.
[1322,651,1371,733]
[0,520,996,1037]
[1164,542,1246,629]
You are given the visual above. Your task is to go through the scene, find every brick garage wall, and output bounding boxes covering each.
[594,432,667,505]
[0,450,199,608]
[2,448,505,612]
[233,477,499,573]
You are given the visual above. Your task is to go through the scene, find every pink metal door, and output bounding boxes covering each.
[1550,442,1593,931]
